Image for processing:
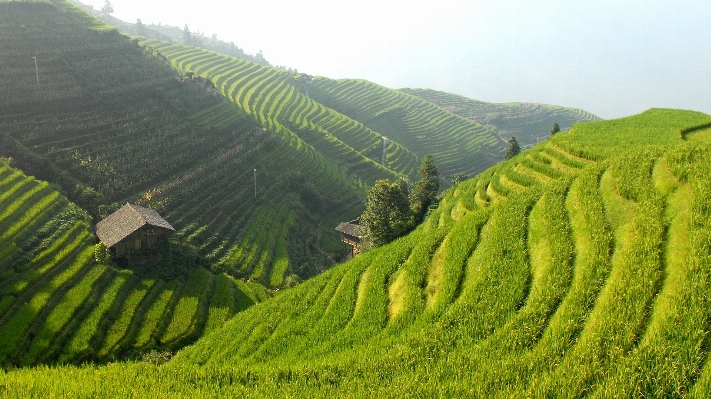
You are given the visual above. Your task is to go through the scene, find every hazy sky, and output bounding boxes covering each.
[83,0,710,119]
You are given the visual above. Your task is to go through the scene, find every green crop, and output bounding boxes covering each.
[3,0,711,395]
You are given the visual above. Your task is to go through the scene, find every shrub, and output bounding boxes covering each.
[94,243,108,264]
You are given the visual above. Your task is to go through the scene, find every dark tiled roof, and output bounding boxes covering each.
[95,203,175,248]
[335,219,362,238]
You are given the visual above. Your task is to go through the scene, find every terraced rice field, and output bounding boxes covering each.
[0,161,264,367]
[5,110,710,397]
[308,78,507,181]
[401,88,602,147]
[0,0,368,288]
[137,39,409,183]
[169,109,711,396]
[3,1,711,396]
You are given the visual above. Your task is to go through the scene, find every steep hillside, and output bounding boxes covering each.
[401,88,602,147]
[131,42,509,185]
[0,160,264,367]
[308,78,506,180]
[4,110,711,397]
[0,0,380,287]
[136,39,421,179]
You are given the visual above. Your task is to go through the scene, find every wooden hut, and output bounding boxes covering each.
[335,219,363,258]
[95,203,175,258]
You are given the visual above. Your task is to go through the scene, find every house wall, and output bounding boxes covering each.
[110,226,172,258]
[341,233,361,258]
[341,233,360,247]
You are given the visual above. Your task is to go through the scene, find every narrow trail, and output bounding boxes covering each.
[381,136,388,166]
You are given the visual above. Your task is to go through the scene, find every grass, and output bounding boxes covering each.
[133,279,180,349]
[58,270,130,363]
[160,268,211,344]
[97,278,156,358]
[21,265,106,365]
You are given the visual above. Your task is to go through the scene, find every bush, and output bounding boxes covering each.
[94,242,108,264]
[141,350,172,365]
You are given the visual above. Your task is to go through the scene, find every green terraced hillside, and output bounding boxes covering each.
[308,78,507,181]
[4,109,711,397]
[135,39,420,180]
[0,160,264,367]
[0,0,380,288]
[401,88,602,148]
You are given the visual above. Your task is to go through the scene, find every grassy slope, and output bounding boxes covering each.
[135,39,405,187]
[4,109,711,397]
[129,43,510,186]
[0,0,373,288]
[0,160,263,367]
[401,88,602,148]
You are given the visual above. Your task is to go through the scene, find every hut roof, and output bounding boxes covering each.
[95,203,175,248]
[335,219,362,238]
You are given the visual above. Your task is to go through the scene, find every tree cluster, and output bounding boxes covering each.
[360,178,413,249]
[450,172,467,186]
[183,24,192,45]
[135,19,146,36]
[360,154,440,249]
[101,0,113,15]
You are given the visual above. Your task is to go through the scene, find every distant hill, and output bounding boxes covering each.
[136,39,417,181]
[6,109,711,396]
[134,41,507,184]
[401,88,602,148]
[307,78,506,180]
[67,1,601,183]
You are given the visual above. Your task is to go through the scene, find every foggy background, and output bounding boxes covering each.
[82,0,711,119]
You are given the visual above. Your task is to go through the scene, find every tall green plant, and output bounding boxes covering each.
[410,154,440,220]
[505,136,521,160]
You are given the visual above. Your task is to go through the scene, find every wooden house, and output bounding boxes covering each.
[95,203,175,258]
[335,219,363,258]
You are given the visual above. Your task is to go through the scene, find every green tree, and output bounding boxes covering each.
[135,19,146,36]
[505,136,521,160]
[410,154,440,220]
[101,0,114,15]
[361,179,414,248]
[255,50,269,66]
[183,24,192,45]
[451,172,467,186]
[550,122,560,137]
